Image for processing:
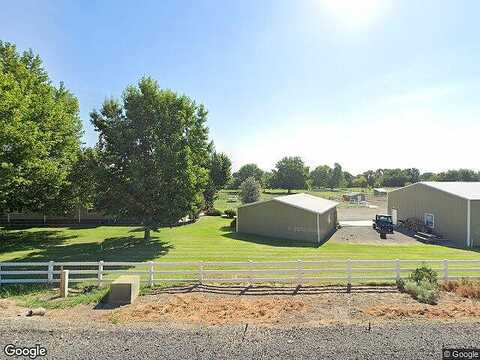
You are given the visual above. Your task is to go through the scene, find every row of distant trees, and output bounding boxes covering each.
[229,161,480,191]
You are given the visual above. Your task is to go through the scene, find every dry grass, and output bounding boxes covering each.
[442,279,480,299]
[365,301,480,319]
[112,294,309,325]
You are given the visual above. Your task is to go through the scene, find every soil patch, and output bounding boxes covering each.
[112,294,309,325]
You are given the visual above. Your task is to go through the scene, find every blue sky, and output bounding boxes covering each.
[1,0,479,174]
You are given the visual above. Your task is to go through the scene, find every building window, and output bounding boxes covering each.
[424,213,434,228]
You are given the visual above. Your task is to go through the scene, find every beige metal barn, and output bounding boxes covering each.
[237,193,338,244]
[388,182,480,248]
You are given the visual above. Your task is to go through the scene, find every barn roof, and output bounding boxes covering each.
[273,193,338,214]
[421,182,480,200]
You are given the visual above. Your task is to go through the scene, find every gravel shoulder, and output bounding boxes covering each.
[1,318,480,360]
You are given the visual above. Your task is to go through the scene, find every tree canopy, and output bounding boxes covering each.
[91,77,210,239]
[204,151,232,209]
[232,163,264,188]
[271,156,308,193]
[0,41,82,214]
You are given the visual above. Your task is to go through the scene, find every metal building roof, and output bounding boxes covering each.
[273,193,338,214]
[421,182,480,200]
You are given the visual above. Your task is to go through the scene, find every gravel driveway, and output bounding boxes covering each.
[1,319,479,360]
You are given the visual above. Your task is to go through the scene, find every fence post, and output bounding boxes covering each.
[443,259,449,281]
[248,260,253,286]
[347,259,352,291]
[395,259,400,281]
[148,261,154,287]
[60,270,69,298]
[48,261,54,284]
[98,261,104,287]
[297,259,303,286]
[198,261,204,283]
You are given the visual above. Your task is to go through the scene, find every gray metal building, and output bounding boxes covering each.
[237,193,338,243]
[388,182,480,248]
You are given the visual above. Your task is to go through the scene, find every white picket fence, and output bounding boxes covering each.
[1,259,480,286]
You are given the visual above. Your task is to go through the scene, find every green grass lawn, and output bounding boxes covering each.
[1,216,479,264]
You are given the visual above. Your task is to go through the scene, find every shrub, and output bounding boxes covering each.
[230,218,237,229]
[224,209,236,219]
[396,278,406,292]
[205,208,222,216]
[403,280,439,305]
[240,177,261,204]
[409,264,438,285]
[397,265,440,305]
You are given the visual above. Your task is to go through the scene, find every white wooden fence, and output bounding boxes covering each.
[1,259,480,286]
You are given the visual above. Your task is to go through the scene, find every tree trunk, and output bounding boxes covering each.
[144,228,151,241]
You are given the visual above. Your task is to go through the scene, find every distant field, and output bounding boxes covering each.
[214,188,376,212]
[1,216,478,264]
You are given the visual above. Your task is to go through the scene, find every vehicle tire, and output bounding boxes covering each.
[380,233,386,239]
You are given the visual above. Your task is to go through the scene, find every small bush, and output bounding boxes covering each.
[224,209,236,219]
[240,177,261,204]
[230,218,237,229]
[409,264,438,285]
[397,265,440,305]
[205,208,222,216]
[403,280,439,305]
[396,278,406,292]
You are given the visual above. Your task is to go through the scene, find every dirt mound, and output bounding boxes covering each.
[365,301,480,319]
[114,294,309,325]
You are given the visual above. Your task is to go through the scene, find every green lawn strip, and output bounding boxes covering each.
[0,283,109,309]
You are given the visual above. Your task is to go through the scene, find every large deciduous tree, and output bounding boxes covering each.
[0,41,82,214]
[91,77,210,240]
[232,163,264,188]
[328,163,344,189]
[204,151,232,209]
[310,165,331,188]
[271,156,308,193]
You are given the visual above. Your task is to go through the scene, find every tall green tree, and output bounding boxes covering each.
[310,165,331,188]
[271,156,308,193]
[0,41,82,214]
[328,163,344,189]
[232,163,264,188]
[65,148,99,219]
[204,151,232,209]
[91,77,210,240]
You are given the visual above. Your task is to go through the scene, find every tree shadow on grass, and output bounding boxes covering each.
[222,231,318,248]
[6,235,174,263]
[0,230,78,255]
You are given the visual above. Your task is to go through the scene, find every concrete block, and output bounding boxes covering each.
[108,275,140,305]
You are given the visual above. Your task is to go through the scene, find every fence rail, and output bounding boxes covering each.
[1,259,480,286]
